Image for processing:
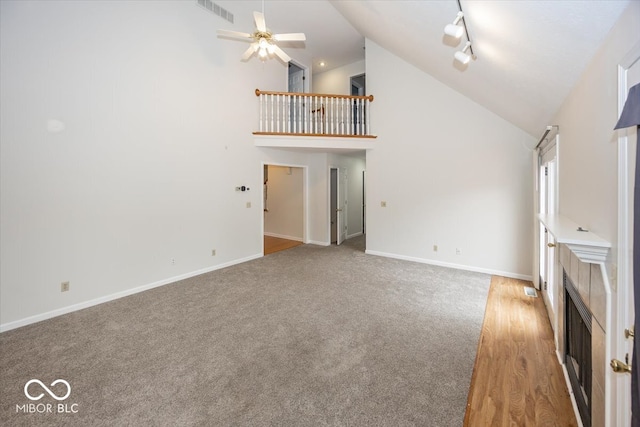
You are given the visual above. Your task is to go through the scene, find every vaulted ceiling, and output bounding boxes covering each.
[238,1,633,137]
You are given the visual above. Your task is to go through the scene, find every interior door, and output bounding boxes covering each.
[337,168,347,245]
[330,168,337,244]
[613,49,639,426]
[539,157,557,326]
[288,62,305,132]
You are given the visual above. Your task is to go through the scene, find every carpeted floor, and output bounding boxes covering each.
[0,236,491,426]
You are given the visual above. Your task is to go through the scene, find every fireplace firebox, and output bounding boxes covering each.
[564,269,592,427]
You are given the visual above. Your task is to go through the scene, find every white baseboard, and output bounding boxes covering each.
[0,254,262,333]
[264,232,303,242]
[556,350,584,427]
[364,250,533,281]
[307,240,330,246]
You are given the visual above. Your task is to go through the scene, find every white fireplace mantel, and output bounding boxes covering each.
[538,214,612,263]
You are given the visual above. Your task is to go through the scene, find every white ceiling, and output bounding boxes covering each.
[245,1,632,137]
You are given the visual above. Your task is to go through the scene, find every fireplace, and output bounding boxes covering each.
[564,270,592,427]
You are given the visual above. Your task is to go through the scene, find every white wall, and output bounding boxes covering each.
[264,166,304,241]
[313,60,366,95]
[365,40,535,279]
[548,5,640,425]
[553,1,640,247]
[0,0,326,329]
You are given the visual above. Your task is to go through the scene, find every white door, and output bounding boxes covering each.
[613,45,639,427]
[539,157,557,325]
[330,168,338,244]
[288,62,304,93]
[288,62,305,132]
[337,168,347,245]
[545,160,557,312]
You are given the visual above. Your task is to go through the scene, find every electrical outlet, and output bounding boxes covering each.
[171,258,176,265]
[381,201,387,207]
[456,248,462,255]
[212,249,216,256]
[433,245,438,252]
[246,201,251,208]
[61,281,70,292]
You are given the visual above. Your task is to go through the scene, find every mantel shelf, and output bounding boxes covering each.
[538,214,611,264]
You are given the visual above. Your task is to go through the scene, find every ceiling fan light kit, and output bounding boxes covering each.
[445,0,476,67]
[217,10,306,63]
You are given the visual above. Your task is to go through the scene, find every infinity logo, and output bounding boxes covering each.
[24,379,71,401]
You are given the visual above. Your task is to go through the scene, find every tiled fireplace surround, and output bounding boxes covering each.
[558,243,607,427]
[540,213,612,427]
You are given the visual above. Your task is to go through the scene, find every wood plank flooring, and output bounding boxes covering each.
[264,235,303,255]
[464,276,578,427]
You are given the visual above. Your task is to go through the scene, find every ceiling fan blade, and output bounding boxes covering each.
[272,45,291,63]
[217,29,253,40]
[253,11,267,33]
[272,33,306,42]
[241,43,259,61]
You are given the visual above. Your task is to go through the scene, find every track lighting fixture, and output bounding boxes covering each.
[444,0,476,66]
[444,12,464,39]
[454,41,471,65]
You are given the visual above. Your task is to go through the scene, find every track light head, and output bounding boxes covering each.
[454,50,471,65]
[454,41,472,65]
[444,12,464,38]
[444,24,464,39]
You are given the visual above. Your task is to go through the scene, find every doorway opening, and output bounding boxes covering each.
[350,74,366,135]
[330,167,347,245]
[288,61,306,93]
[263,164,306,255]
[350,73,365,96]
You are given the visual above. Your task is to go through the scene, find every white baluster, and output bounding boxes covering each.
[358,98,363,135]
[318,96,322,134]
[330,97,334,134]
[293,95,300,133]
[282,94,286,133]
[298,95,303,134]
[365,98,370,136]
[351,98,355,135]
[259,94,263,132]
[275,94,278,133]
[269,94,274,132]
[291,95,296,133]
[340,98,344,135]
[285,95,290,133]
[335,97,339,135]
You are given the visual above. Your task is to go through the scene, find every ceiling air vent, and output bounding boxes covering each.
[196,0,234,24]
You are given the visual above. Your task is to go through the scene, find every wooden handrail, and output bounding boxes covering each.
[255,88,374,102]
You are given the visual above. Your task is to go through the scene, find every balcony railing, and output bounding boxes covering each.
[253,89,376,138]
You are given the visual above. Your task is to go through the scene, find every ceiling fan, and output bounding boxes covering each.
[217,11,306,63]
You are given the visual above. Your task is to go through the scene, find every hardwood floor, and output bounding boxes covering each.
[264,235,303,255]
[464,276,578,427]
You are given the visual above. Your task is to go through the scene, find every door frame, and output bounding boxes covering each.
[261,162,309,255]
[536,134,559,333]
[329,166,346,245]
[612,40,640,427]
[287,60,309,93]
[350,73,365,96]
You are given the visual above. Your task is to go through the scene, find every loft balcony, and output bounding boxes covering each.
[253,89,377,151]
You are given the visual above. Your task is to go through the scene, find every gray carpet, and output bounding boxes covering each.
[0,236,491,426]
